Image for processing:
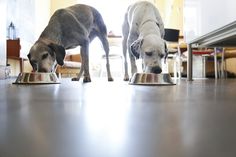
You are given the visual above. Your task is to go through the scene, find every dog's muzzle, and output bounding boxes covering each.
[29,60,38,72]
[145,66,162,74]
[151,66,162,74]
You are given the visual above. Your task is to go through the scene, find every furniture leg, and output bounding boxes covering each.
[20,58,24,73]
[187,44,193,81]
[202,55,206,78]
[221,48,225,78]
[214,48,218,79]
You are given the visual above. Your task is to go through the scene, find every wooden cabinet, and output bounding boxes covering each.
[7,39,20,58]
[7,38,26,73]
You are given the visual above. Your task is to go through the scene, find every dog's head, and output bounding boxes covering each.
[130,35,168,74]
[27,41,66,72]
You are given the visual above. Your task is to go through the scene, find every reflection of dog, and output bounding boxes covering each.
[122,1,167,81]
[27,4,113,82]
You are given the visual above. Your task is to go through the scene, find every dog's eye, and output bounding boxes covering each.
[42,53,48,60]
[145,51,153,56]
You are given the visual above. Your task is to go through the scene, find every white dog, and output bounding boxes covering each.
[122,1,167,81]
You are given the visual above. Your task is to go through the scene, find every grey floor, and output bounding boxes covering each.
[1,77,236,157]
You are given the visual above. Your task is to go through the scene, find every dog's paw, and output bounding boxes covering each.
[108,77,114,81]
[72,77,80,81]
[123,77,129,81]
[83,76,91,83]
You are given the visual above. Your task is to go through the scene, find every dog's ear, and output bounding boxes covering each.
[48,43,66,66]
[130,38,143,59]
[164,41,168,63]
[27,53,31,60]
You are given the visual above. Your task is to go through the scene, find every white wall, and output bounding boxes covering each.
[35,0,50,38]
[184,0,236,42]
[0,0,7,65]
[5,0,51,75]
[78,0,156,35]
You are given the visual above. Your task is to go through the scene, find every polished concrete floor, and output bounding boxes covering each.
[1,77,236,157]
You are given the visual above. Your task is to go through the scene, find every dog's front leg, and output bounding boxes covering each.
[71,49,84,82]
[81,43,91,83]
[129,51,137,75]
[122,24,130,81]
[122,37,129,81]
[71,67,83,81]
[72,43,90,82]
[127,34,138,76]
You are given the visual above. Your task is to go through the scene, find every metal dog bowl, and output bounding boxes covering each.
[13,72,60,84]
[129,73,175,85]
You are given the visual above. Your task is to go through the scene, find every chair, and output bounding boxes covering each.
[164,28,183,79]
[191,47,235,79]
[164,30,221,79]
[212,47,236,78]
[192,48,215,78]
[192,47,236,79]
[56,53,81,78]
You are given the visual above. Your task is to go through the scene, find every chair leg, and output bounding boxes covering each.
[177,56,182,79]
[224,59,228,78]
[218,61,221,78]
[214,47,218,79]
[162,58,169,74]
[173,56,178,79]
[177,46,182,79]
[202,55,206,78]
[221,48,225,78]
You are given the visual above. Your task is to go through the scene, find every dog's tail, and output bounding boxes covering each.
[92,8,108,35]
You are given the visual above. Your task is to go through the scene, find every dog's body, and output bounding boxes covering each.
[122,1,167,81]
[27,4,113,82]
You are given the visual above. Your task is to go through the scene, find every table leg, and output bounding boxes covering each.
[187,44,193,81]
[20,58,24,73]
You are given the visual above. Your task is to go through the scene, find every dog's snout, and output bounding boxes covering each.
[151,66,162,74]
[145,51,153,57]
[38,68,48,73]
[30,60,38,71]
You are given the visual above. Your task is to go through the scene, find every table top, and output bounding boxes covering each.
[188,20,236,47]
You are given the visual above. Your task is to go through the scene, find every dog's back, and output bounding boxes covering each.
[90,7,108,35]
[68,4,107,35]
[40,4,108,48]
[125,1,164,37]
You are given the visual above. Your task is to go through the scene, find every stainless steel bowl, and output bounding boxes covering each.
[13,72,60,84]
[129,73,175,85]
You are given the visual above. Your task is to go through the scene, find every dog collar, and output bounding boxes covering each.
[38,37,60,46]
[141,19,160,28]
